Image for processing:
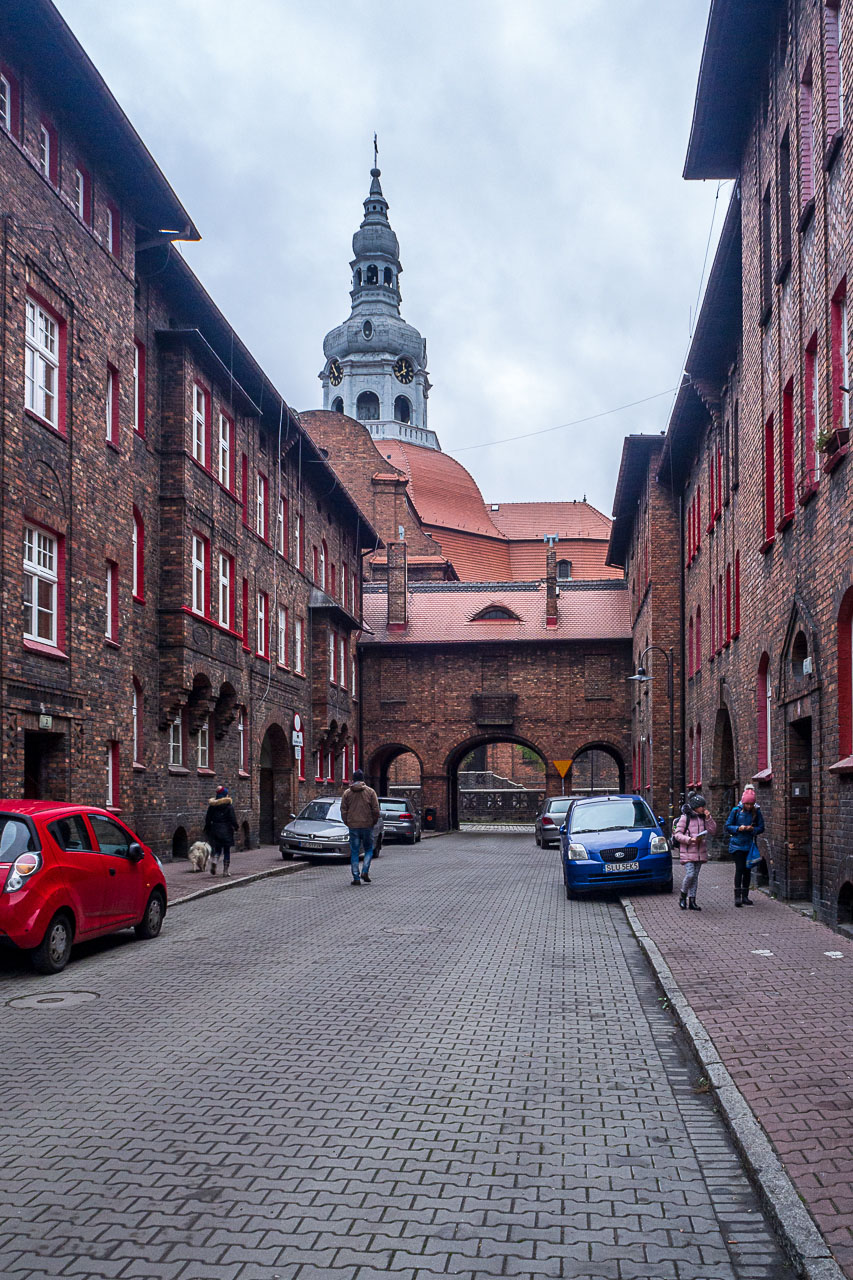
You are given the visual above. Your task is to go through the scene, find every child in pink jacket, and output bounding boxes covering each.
[672,792,717,911]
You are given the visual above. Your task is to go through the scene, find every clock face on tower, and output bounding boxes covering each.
[393,356,414,385]
[329,359,343,386]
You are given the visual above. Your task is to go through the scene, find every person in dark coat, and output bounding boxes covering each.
[204,785,238,877]
[725,785,765,907]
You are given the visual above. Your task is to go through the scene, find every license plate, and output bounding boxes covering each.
[603,861,639,872]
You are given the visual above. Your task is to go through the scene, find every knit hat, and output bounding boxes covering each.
[686,792,706,812]
[741,785,756,804]
[352,769,365,782]
[216,785,229,797]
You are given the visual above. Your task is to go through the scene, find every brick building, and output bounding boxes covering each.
[0,0,378,856]
[629,0,853,923]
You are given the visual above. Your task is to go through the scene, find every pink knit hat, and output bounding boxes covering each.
[741,785,756,804]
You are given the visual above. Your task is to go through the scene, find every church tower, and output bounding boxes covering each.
[320,162,439,450]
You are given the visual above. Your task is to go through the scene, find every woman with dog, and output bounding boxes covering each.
[204,785,238,877]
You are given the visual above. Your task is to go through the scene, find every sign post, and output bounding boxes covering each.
[553,759,572,796]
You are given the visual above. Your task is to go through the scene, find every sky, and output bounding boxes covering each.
[57,0,727,517]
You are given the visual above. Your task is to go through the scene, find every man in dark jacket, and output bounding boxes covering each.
[204,785,238,877]
[340,770,380,885]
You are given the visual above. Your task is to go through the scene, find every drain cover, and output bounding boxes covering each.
[382,926,443,937]
[7,990,100,1010]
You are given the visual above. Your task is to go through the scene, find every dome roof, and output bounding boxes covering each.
[378,441,507,538]
[323,312,425,364]
[353,220,399,263]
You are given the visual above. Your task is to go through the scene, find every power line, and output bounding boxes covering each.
[453,387,679,453]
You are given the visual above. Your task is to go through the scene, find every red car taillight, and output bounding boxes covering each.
[3,851,43,893]
[541,816,554,826]
[399,813,413,820]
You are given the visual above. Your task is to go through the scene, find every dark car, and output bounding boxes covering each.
[558,793,672,898]
[534,796,572,847]
[0,801,167,974]
[379,797,421,843]
[280,798,384,861]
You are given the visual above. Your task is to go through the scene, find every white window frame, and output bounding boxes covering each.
[106,203,115,255]
[238,709,247,773]
[106,742,117,808]
[295,616,304,674]
[74,168,87,220]
[132,685,140,765]
[276,496,285,555]
[192,383,207,465]
[217,413,231,488]
[257,591,267,655]
[295,514,302,569]
[351,649,358,698]
[133,341,142,433]
[319,541,327,591]
[256,474,266,538]
[338,634,347,691]
[105,561,116,641]
[765,674,773,772]
[132,512,142,599]
[105,365,116,443]
[196,719,209,770]
[191,534,206,616]
[277,604,288,666]
[25,298,59,427]
[0,74,10,132]
[23,525,58,646]
[217,552,231,628]
[38,123,51,178]
[169,711,183,768]
[329,630,336,684]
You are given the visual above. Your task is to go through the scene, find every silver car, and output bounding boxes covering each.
[379,797,422,844]
[280,798,384,861]
[535,796,572,847]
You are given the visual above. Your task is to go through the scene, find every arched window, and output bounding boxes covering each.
[757,652,772,771]
[366,264,378,285]
[331,397,343,414]
[356,391,380,421]
[733,552,741,636]
[472,605,521,621]
[837,588,853,757]
[695,606,702,672]
[394,395,411,423]
[556,559,572,581]
[355,268,362,286]
[383,266,393,286]
[688,615,695,677]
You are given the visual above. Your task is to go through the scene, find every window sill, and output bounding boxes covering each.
[168,766,189,775]
[133,593,145,605]
[829,755,853,775]
[24,407,66,439]
[197,768,215,777]
[104,638,121,650]
[752,768,773,785]
[106,440,121,455]
[824,127,843,173]
[823,444,849,474]
[760,535,775,554]
[238,770,250,779]
[23,638,68,660]
[777,510,794,533]
[798,476,820,506]
[133,763,146,772]
[798,197,816,234]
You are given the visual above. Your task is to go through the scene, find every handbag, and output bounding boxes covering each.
[746,840,762,869]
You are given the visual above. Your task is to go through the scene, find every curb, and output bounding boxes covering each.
[621,897,845,1280]
[168,859,308,906]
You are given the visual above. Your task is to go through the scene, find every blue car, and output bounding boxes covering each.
[558,793,673,898]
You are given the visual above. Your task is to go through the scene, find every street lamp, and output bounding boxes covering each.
[627,645,675,833]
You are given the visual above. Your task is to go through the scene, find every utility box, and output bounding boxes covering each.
[791,782,810,799]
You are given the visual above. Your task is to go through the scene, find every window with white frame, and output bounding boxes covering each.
[168,711,183,767]
[338,634,347,690]
[217,413,231,488]
[191,534,207,615]
[256,474,267,538]
[133,340,144,434]
[295,616,304,674]
[319,541,327,591]
[132,509,143,600]
[74,168,89,222]
[276,496,285,555]
[0,75,10,132]
[329,630,336,683]
[192,383,207,465]
[105,364,118,445]
[106,203,115,255]
[196,719,209,770]
[25,298,59,427]
[238,709,247,773]
[278,604,288,666]
[38,123,51,178]
[257,591,268,655]
[105,560,118,641]
[295,514,303,569]
[23,525,58,646]
[351,648,358,698]
[132,682,141,765]
[217,552,231,628]
[106,742,118,808]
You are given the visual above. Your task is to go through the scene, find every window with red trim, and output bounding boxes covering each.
[717,574,723,652]
[133,340,145,436]
[695,606,702,671]
[831,279,849,437]
[191,382,210,467]
[716,448,723,516]
[295,513,304,571]
[338,634,347,691]
[687,727,694,786]
[255,473,268,540]
[757,652,772,771]
[106,741,120,809]
[73,164,93,225]
[23,523,64,652]
[708,453,715,531]
[710,584,716,658]
[38,119,58,185]
[276,496,288,556]
[342,744,350,783]
[725,565,732,645]
[237,708,248,774]
[804,333,820,486]
[216,551,234,630]
[132,679,143,766]
[329,629,336,684]
[132,508,144,602]
[190,532,209,616]
[780,381,794,524]
[688,615,694,678]
[695,724,702,784]
[320,540,328,591]
[241,454,249,525]
[696,485,701,551]
[315,751,324,783]
[217,412,233,489]
[837,588,853,757]
[256,590,269,657]
[25,294,66,433]
[800,61,816,209]
[105,201,121,259]
[313,545,319,584]
[277,604,289,667]
[0,65,21,139]
[294,616,305,674]
[241,577,249,650]
[734,552,741,636]
[106,363,119,446]
[763,415,776,546]
[326,749,335,784]
[298,735,305,781]
[105,560,119,643]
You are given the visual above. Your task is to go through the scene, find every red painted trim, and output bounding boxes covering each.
[134,339,146,437]
[831,277,848,433]
[733,552,741,637]
[763,414,775,544]
[39,117,58,185]
[26,289,68,437]
[0,63,22,140]
[132,507,145,602]
[23,638,68,660]
[782,378,796,521]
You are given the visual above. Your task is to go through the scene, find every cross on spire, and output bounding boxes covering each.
[373,132,378,169]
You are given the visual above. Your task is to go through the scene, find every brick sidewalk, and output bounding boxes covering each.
[627,858,853,1278]
[162,843,298,902]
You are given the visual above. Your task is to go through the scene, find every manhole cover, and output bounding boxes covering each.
[7,990,100,1010]
[382,926,443,936]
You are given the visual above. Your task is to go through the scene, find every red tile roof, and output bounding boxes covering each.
[362,582,631,644]
[488,500,613,540]
[377,441,508,538]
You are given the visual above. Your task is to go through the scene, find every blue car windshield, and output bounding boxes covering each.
[571,800,655,834]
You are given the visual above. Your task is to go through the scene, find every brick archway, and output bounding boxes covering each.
[445,733,548,829]
[567,741,626,796]
[367,742,424,796]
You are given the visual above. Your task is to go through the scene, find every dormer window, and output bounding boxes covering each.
[556,559,572,582]
[472,605,520,621]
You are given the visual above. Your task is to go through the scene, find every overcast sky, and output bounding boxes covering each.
[57,0,725,517]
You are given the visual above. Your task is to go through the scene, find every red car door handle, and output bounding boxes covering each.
[109,868,116,876]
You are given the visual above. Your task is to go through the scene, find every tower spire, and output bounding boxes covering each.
[373,131,378,169]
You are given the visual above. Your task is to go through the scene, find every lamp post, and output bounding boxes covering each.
[627,645,675,833]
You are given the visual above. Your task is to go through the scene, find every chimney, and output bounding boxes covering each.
[387,539,408,629]
[546,550,558,626]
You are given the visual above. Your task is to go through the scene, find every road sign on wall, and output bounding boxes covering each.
[553,759,573,777]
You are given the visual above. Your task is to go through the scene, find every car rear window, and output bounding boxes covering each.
[0,815,39,859]
[570,799,656,834]
[381,800,408,812]
[546,799,571,813]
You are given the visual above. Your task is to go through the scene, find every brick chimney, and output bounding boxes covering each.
[546,549,558,626]
[387,539,408,629]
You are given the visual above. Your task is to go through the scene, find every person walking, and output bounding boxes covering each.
[725,785,765,907]
[341,769,380,886]
[672,792,717,911]
[204,784,238,877]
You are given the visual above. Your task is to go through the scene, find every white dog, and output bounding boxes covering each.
[188,840,212,872]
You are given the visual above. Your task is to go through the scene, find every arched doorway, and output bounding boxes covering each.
[446,735,547,829]
[368,743,424,803]
[711,706,737,838]
[568,742,624,796]
[259,724,293,846]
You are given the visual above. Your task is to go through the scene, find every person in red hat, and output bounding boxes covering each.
[725,786,765,907]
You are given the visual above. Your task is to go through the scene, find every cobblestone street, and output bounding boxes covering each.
[1,833,794,1280]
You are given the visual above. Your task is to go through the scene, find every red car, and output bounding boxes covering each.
[0,801,167,974]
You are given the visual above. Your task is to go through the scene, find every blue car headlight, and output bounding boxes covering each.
[567,842,590,861]
[650,835,669,854]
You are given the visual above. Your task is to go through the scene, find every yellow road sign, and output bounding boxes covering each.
[553,759,573,777]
